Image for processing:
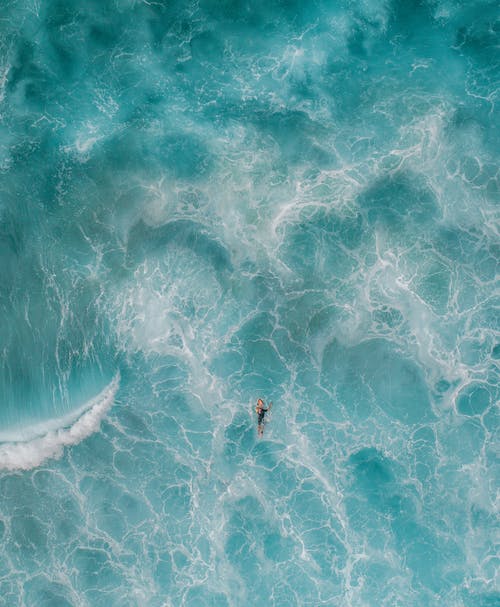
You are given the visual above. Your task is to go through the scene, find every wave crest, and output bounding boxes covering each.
[0,374,119,471]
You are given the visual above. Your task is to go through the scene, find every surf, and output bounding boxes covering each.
[0,374,119,471]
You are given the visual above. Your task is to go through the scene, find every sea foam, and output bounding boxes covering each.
[0,374,119,471]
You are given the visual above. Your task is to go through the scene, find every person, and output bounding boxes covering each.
[255,398,272,437]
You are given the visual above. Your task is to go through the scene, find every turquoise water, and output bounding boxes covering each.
[0,0,498,605]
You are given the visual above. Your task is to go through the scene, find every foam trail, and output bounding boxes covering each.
[0,374,119,471]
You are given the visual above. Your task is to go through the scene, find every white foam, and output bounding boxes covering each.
[0,374,119,471]
[0,64,9,104]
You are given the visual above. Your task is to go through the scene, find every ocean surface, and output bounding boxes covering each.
[0,1,498,605]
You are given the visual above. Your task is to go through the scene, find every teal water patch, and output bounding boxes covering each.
[0,0,498,605]
[322,338,435,424]
[358,171,439,232]
[456,382,494,416]
[0,199,117,432]
[126,219,232,273]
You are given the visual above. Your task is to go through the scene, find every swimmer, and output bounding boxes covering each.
[255,398,272,437]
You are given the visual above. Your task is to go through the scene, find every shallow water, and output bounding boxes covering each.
[0,1,498,605]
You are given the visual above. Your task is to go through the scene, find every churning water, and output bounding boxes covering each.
[0,1,498,605]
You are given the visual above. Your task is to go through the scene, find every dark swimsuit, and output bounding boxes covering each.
[257,408,267,425]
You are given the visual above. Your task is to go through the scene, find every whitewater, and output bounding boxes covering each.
[0,1,498,606]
